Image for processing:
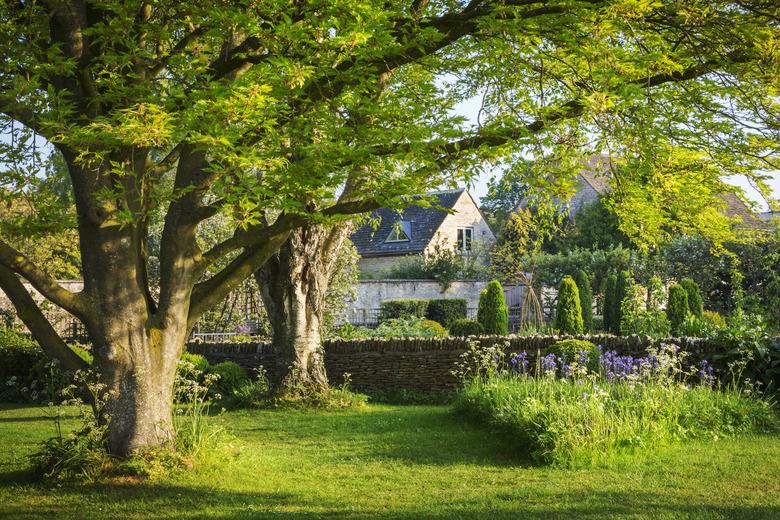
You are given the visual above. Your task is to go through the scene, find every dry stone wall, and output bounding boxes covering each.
[187,334,721,393]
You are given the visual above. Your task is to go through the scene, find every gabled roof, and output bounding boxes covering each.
[350,189,465,257]
[719,193,761,229]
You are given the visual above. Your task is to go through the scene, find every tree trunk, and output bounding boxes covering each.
[255,223,351,395]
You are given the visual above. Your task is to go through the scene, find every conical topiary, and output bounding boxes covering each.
[555,276,584,334]
[574,269,593,331]
[477,280,509,335]
[667,283,690,335]
[602,274,618,333]
[614,270,631,335]
[680,278,703,318]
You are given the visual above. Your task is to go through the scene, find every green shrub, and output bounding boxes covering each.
[0,328,46,401]
[181,352,210,373]
[667,284,690,335]
[379,299,429,322]
[425,299,467,327]
[549,339,597,358]
[554,276,584,334]
[207,362,249,397]
[703,310,727,328]
[477,280,509,335]
[449,319,484,336]
[602,274,618,334]
[373,317,446,338]
[680,278,704,318]
[613,271,631,333]
[574,270,594,331]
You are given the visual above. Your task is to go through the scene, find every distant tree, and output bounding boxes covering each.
[564,198,631,252]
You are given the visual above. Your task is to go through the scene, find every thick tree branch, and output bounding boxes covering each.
[0,265,88,372]
[0,239,91,320]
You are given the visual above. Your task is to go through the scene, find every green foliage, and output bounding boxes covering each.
[180,353,211,374]
[680,278,704,318]
[425,299,467,328]
[602,275,619,334]
[449,319,484,337]
[573,270,593,331]
[620,281,671,338]
[207,362,249,398]
[373,317,447,338]
[562,198,631,252]
[379,299,429,322]
[554,276,584,335]
[477,281,509,335]
[711,312,780,390]
[667,284,690,335]
[382,242,487,289]
[0,328,45,400]
[323,238,360,336]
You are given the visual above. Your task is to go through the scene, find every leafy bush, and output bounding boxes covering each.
[426,299,467,328]
[667,284,690,335]
[574,270,593,331]
[549,339,597,358]
[207,362,249,397]
[0,328,46,400]
[681,278,704,318]
[703,310,727,328]
[454,343,778,466]
[554,276,584,334]
[449,319,484,336]
[477,280,508,335]
[373,317,447,338]
[379,299,429,322]
[711,312,780,390]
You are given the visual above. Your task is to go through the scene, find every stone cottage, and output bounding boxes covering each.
[350,188,495,278]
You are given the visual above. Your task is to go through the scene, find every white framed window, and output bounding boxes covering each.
[457,227,473,252]
[386,220,411,242]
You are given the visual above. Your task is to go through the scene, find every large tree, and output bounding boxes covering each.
[1,0,778,455]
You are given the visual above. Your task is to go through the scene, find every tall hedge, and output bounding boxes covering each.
[379,299,429,322]
[426,299,467,328]
[667,284,690,335]
[555,276,584,334]
[477,280,509,335]
[680,278,704,318]
[574,269,593,331]
[602,274,618,333]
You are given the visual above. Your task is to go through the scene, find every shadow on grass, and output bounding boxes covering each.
[0,482,778,519]
[232,404,533,468]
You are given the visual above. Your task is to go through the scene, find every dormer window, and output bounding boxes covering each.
[457,227,473,252]
[386,220,411,242]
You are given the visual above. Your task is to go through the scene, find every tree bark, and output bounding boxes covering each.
[255,223,351,395]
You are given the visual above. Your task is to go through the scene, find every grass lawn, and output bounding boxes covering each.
[0,403,779,519]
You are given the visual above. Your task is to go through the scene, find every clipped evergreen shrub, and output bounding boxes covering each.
[554,276,584,335]
[449,319,484,336]
[680,278,704,318]
[667,284,690,335]
[477,280,509,335]
[602,274,618,333]
[425,299,467,328]
[574,269,594,331]
[379,299,429,322]
[614,271,631,334]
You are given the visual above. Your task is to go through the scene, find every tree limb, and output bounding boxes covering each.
[0,265,88,372]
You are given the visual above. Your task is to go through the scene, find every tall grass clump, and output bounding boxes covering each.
[453,342,777,466]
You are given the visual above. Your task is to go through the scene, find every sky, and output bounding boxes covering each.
[452,97,780,212]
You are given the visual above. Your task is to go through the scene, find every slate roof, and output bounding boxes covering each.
[718,193,761,229]
[350,189,465,257]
